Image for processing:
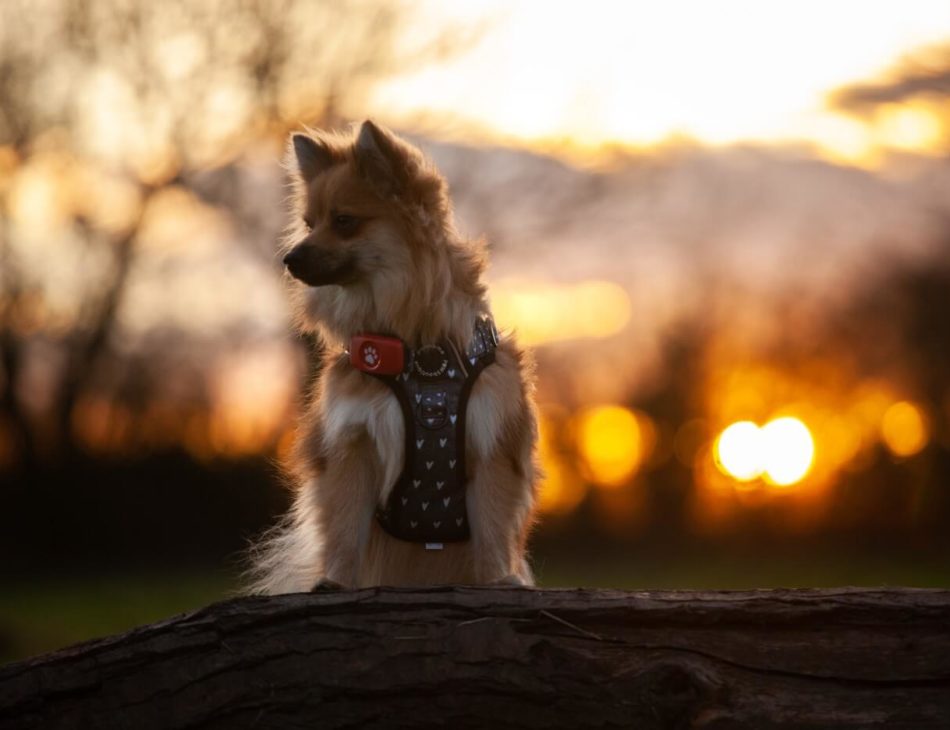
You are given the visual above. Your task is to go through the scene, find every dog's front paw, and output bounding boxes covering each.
[311,577,345,592]
[488,574,528,587]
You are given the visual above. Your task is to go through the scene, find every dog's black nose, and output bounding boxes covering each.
[283,247,301,268]
[283,246,307,279]
[282,244,355,287]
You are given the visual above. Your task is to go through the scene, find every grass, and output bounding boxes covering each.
[2,549,947,665]
[0,569,238,665]
[533,549,950,590]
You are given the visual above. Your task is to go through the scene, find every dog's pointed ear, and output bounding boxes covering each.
[291,133,334,183]
[355,120,411,196]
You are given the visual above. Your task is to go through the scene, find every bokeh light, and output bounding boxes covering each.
[881,401,929,458]
[715,417,815,487]
[715,421,763,481]
[574,405,647,488]
[761,417,815,486]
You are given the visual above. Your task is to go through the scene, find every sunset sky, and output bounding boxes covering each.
[376,0,950,163]
[4,0,948,494]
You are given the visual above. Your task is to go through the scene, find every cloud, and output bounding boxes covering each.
[830,42,950,113]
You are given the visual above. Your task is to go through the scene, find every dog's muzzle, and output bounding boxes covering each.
[283,244,357,287]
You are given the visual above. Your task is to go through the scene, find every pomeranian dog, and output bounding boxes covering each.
[247,120,539,593]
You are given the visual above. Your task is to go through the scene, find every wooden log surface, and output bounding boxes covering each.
[1,587,949,729]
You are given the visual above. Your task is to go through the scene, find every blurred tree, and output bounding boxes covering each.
[0,0,472,470]
[837,248,950,439]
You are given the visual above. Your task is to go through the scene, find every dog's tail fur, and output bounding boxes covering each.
[244,488,323,595]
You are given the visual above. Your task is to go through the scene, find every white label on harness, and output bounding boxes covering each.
[425,542,444,551]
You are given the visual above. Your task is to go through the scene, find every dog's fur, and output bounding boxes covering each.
[246,120,539,593]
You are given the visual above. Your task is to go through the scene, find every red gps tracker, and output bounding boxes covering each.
[350,334,406,375]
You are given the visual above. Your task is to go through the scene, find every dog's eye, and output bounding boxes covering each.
[332,213,361,237]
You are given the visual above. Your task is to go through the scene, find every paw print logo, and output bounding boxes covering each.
[361,343,379,369]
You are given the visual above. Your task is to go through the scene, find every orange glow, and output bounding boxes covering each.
[714,417,815,487]
[536,412,587,515]
[491,279,630,346]
[873,101,944,152]
[536,453,586,515]
[574,405,648,488]
[701,354,908,495]
[208,347,299,457]
[881,401,929,457]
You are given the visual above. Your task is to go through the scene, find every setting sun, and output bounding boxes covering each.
[761,418,815,486]
[715,417,815,486]
[715,421,763,482]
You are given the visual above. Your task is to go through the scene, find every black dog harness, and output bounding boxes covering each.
[349,317,498,547]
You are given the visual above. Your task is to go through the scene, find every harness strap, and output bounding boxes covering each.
[350,317,498,544]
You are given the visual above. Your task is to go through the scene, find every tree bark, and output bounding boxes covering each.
[1,587,949,729]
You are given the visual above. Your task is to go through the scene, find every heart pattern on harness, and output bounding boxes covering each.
[365,318,499,542]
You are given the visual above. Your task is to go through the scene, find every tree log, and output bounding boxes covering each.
[2,587,949,729]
